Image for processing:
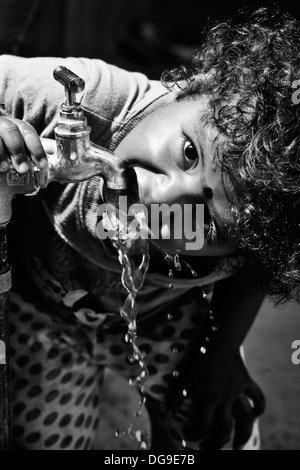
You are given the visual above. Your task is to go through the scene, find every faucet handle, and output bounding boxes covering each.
[53,66,85,106]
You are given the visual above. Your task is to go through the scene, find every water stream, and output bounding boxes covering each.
[102,197,201,450]
[102,200,151,449]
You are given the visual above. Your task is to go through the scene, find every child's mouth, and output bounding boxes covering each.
[126,167,140,203]
[127,165,153,206]
[128,165,168,207]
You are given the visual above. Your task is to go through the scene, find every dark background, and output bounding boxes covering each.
[1,0,300,78]
[0,0,299,450]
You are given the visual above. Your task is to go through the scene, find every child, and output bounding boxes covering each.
[0,7,298,450]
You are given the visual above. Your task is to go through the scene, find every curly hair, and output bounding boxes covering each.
[161,6,300,303]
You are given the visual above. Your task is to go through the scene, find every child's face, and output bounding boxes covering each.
[115,96,237,257]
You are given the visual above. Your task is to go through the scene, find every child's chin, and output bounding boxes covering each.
[149,236,185,254]
[151,236,210,257]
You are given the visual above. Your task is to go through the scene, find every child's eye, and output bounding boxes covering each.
[183,141,199,170]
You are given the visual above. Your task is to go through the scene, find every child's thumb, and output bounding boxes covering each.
[40,137,56,155]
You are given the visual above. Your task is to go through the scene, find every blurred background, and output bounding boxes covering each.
[0,0,299,450]
[1,0,300,77]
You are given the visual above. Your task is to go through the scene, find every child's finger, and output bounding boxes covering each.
[0,117,29,173]
[232,395,254,449]
[14,120,47,169]
[0,138,9,171]
[200,404,234,450]
[40,137,56,155]
[245,382,266,418]
[182,402,215,441]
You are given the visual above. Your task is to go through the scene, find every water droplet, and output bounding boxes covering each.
[105,193,150,450]
[128,354,136,364]
[128,321,136,331]
[182,389,188,397]
[135,395,147,417]
[181,259,197,276]
[139,431,151,450]
[167,313,173,321]
[140,440,148,450]
[200,346,207,354]
[173,254,182,271]
[173,370,179,378]
[212,326,217,332]
[172,347,178,354]
[115,427,126,438]
[182,439,187,448]
[205,336,210,342]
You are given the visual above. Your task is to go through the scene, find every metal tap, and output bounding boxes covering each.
[44,65,128,190]
[0,65,128,226]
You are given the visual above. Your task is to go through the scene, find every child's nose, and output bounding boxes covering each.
[149,172,200,205]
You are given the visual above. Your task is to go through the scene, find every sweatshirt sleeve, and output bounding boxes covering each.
[0,55,166,146]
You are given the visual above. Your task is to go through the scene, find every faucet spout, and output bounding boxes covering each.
[85,144,128,190]
[39,65,129,191]
[42,127,128,190]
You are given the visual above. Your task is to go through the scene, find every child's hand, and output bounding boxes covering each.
[0,117,48,173]
[168,349,266,449]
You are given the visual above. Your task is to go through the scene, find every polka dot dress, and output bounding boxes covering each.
[10,295,103,450]
[9,287,260,450]
[7,200,260,450]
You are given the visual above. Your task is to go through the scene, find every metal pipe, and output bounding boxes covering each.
[0,226,12,449]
